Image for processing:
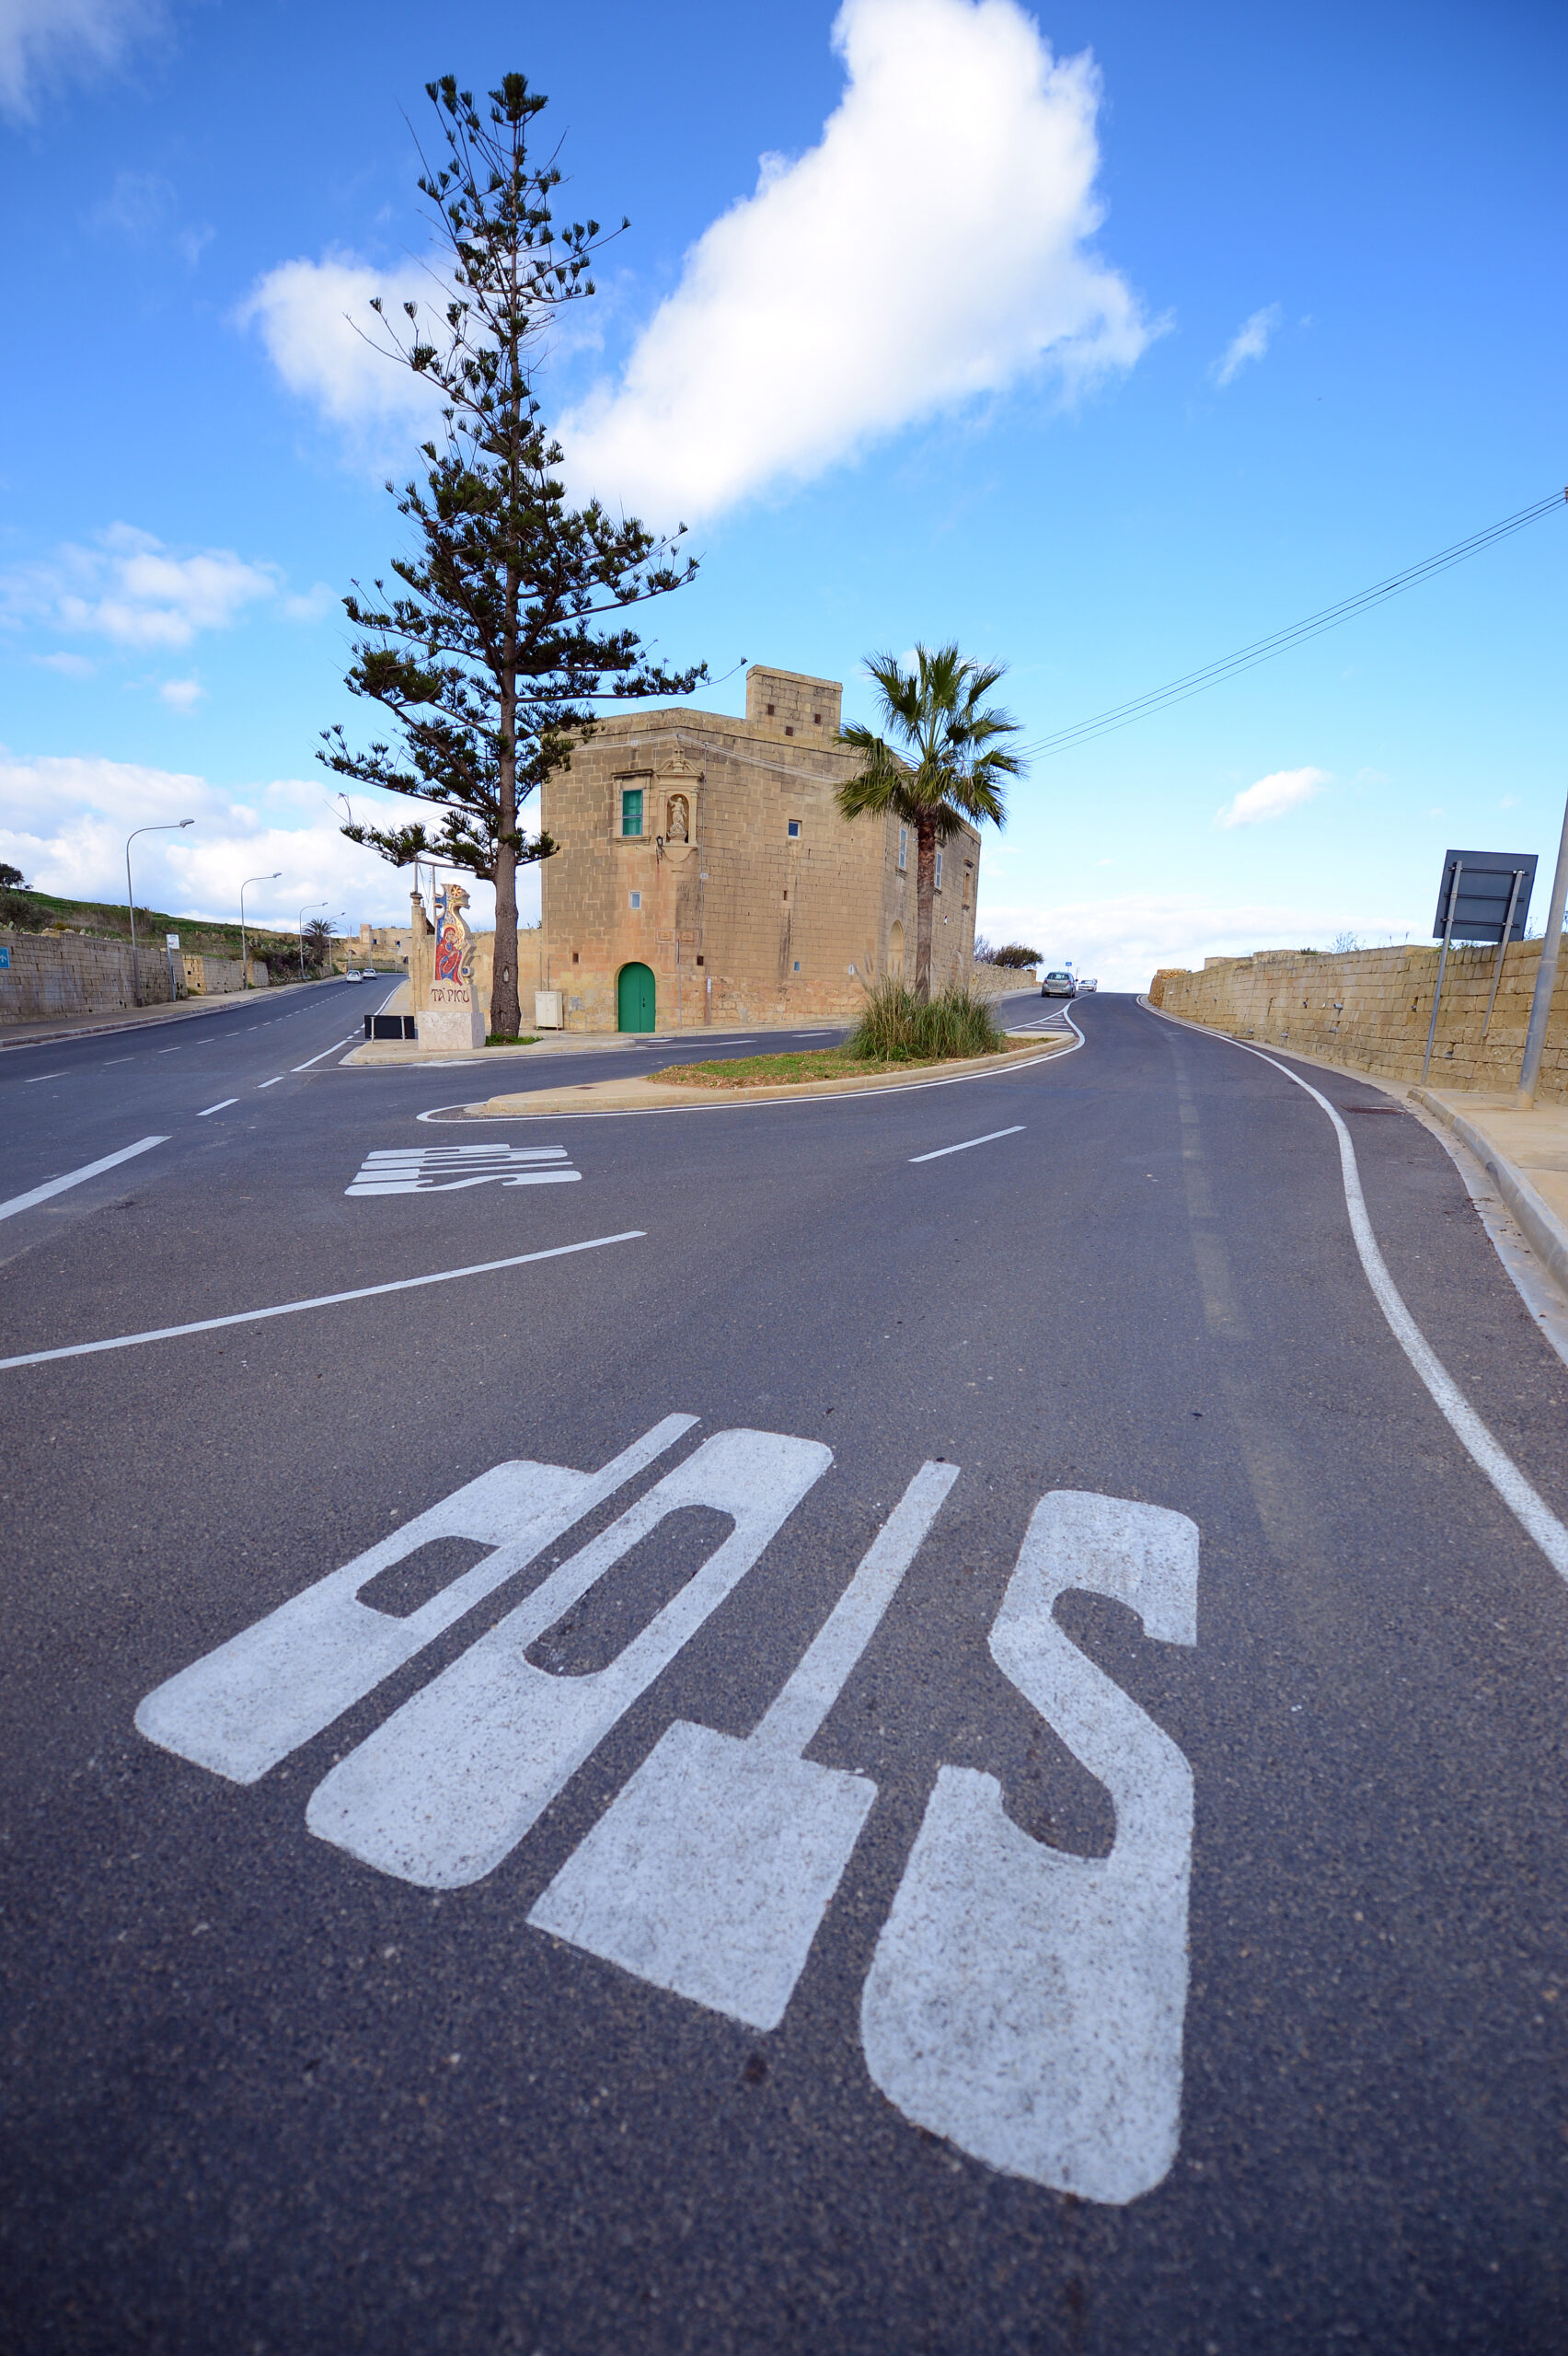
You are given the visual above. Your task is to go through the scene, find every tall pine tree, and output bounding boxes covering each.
[321,72,705,1036]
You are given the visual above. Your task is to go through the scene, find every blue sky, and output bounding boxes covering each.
[1,0,1562,985]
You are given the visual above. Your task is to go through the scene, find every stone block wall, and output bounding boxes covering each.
[1149,939,1568,1102]
[533,665,980,1033]
[0,930,175,1023]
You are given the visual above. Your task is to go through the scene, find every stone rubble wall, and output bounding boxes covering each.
[182,955,270,995]
[971,964,1039,1002]
[1148,940,1568,1103]
[0,930,177,1023]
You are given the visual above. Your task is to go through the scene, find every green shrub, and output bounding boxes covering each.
[845,976,1003,1064]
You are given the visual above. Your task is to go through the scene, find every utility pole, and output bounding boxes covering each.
[1518,789,1568,1108]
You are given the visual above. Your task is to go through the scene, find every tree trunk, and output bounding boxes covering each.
[491,597,522,1040]
[914,817,937,1003]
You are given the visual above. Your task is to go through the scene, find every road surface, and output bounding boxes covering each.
[4,986,1566,2352]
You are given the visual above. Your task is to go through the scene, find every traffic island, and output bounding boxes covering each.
[461,1033,1070,1119]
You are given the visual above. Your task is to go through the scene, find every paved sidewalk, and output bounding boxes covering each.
[1413,1087,1568,1294]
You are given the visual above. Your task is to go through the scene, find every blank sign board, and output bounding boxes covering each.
[1432,850,1537,944]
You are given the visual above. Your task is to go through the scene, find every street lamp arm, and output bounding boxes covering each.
[125,818,195,1008]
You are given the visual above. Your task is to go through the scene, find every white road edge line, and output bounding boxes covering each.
[909,1126,1025,1164]
[0,1230,646,1373]
[1143,1001,1568,1583]
[292,1035,357,1073]
[196,1099,238,1117]
[0,1135,169,1224]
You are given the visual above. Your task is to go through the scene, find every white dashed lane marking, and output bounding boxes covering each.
[0,1135,168,1223]
[196,1099,238,1117]
[346,1145,581,1195]
[909,1126,1024,1164]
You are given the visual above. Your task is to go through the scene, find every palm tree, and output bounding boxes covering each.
[836,644,1025,1001]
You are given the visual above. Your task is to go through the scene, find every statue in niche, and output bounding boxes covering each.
[666,793,689,843]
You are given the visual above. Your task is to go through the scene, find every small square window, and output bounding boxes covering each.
[696,954,704,966]
[571,950,580,964]
[766,702,775,716]
[628,890,641,910]
[792,961,801,973]
[813,710,821,724]
[788,819,801,838]
[784,724,794,736]
[620,787,643,837]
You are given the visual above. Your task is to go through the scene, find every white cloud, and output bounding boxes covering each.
[1211,303,1282,387]
[0,750,540,934]
[1214,765,1329,829]
[88,168,212,264]
[559,0,1153,519]
[974,888,1413,992]
[238,251,448,465]
[33,651,96,677]
[8,524,281,649]
[158,677,204,711]
[0,0,165,118]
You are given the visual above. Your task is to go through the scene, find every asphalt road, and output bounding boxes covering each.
[4,987,1567,2353]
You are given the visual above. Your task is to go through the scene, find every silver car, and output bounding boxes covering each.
[1040,969,1076,999]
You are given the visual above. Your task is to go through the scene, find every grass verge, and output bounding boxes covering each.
[485,1033,540,1047]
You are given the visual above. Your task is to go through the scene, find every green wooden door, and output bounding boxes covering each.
[617,962,656,1032]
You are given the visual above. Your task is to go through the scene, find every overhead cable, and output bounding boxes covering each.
[1019,488,1567,761]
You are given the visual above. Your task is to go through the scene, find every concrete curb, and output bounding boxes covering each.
[1412,1089,1568,1298]
[465,1034,1072,1119]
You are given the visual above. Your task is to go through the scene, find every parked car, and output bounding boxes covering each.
[1040,969,1076,998]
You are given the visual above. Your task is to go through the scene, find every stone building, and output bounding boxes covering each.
[529,664,981,1031]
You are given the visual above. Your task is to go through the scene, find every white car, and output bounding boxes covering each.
[342,969,362,983]
[1076,977,1098,994]
[1040,969,1076,999]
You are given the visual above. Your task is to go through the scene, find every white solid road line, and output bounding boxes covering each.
[0,1230,645,1373]
[1236,1041,1568,1582]
[909,1126,1025,1164]
[196,1099,238,1117]
[292,1035,356,1072]
[1142,998,1568,1585]
[23,1070,67,1083]
[0,1134,169,1225]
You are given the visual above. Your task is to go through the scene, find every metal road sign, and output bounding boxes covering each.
[1430,849,1537,943]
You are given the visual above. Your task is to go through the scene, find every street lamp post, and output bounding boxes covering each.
[126,819,195,1007]
[298,898,329,982]
[240,872,281,988]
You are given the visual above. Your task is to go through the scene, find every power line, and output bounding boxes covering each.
[1018,488,1566,762]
